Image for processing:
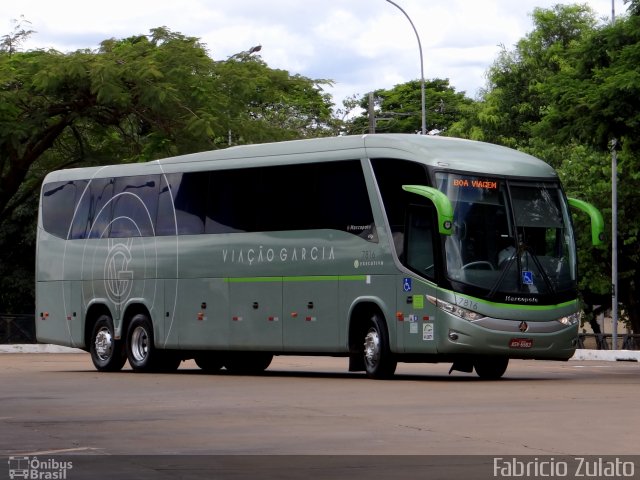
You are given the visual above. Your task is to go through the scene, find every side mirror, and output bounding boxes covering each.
[568,198,605,246]
[402,185,453,235]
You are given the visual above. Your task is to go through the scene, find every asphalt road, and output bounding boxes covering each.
[1,354,638,479]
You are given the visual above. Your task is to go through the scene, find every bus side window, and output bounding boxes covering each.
[405,205,436,280]
[110,175,159,238]
[42,180,87,239]
[70,177,114,240]
[370,158,431,258]
[165,172,207,235]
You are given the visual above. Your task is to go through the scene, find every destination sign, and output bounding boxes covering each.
[452,178,498,190]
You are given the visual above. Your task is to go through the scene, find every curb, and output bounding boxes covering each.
[570,349,640,362]
[0,344,85,354]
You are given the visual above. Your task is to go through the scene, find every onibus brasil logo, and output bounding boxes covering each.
[7,456,73,479]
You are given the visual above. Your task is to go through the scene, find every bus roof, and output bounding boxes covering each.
[43,134,557,182]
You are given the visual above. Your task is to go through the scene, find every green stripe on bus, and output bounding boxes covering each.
[225,275,367,283]
[436,286,577,312]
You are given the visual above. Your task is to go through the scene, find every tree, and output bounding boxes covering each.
[214,53,335,145]
[454,4,598,150]
[345,78,473,135]
[0,16,35,56]
[455,3,640,333]
[528,8,640,333]
[0,27,335,312]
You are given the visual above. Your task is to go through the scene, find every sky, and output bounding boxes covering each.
[1,0,624,107]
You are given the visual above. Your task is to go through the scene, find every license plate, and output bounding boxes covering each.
[509,338,533,349]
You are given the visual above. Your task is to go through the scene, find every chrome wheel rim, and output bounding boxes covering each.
[94,327,114,361]
[130,326,149,363]
[364,328,381,369]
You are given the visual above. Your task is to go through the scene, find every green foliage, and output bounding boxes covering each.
[453,3,640,332]
[0,26,335,312]
[0,16,35,55]
[344,78,473,135]
[455,4,598,149]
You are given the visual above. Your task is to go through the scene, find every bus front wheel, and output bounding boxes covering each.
[474,356,509,380]
[363,315,397,379]
[90,314,127,372]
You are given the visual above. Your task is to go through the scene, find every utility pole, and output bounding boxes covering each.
[611,139,618,350]
[368,92,376,134]
[611,0,618,350]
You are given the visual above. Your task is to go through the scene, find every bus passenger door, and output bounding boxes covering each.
[283,279,339,352]
[399,205,439,354]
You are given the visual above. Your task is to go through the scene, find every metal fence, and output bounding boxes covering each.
[0,314,36,344]
[577,333,640,350]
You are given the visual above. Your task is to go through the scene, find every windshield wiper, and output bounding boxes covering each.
[520,243,556,295]
[488,242,556,298]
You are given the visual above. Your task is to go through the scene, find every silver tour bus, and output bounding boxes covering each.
[36,134,604,379]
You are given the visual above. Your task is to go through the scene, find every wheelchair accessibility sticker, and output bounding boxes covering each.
[403,278,412,292]
[522,271,533,285]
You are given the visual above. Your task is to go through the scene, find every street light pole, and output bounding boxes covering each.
[385,0,426,135]
[611,1,618,351]
[611,139,618,350]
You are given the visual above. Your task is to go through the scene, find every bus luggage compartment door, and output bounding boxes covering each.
[228,279,283,351]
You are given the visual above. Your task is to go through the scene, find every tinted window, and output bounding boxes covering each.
[405,206,436,280]
[43,161,377,241]
[159,172,207,235]
[156,174,177,236]
[42,180,88,239]
[69,177,114,239]
[110,175,159,238]
[206,161,376,241]
[371,158,430,258]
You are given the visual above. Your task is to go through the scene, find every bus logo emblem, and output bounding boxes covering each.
[519,321,529,333]
[104,239,134,304]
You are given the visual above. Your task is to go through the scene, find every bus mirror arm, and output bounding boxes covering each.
[567,197,605,246]
[402,185,454,235]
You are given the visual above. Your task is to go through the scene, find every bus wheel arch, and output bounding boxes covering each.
[348,302,397,379]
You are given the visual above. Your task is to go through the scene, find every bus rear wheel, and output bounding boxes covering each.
[224,352,273,374]
[194,353,224,373]
[474,356,509,380]
[127,314,180,373]
[90,314,126,372]
[363,315,397,379]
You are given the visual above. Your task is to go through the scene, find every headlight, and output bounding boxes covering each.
[427,295,485,322]
[557,312,580,326]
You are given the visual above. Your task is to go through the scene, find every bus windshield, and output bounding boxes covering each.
[435,173,576,297]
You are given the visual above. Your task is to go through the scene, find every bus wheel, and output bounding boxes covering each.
[194,353,224,373]
[126,314,178,373]
[474,357,509,380]
[224,352,273,374]
[363,315,397,379]
[90,314,126,372]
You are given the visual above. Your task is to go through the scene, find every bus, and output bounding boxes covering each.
[36,134,604,379]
